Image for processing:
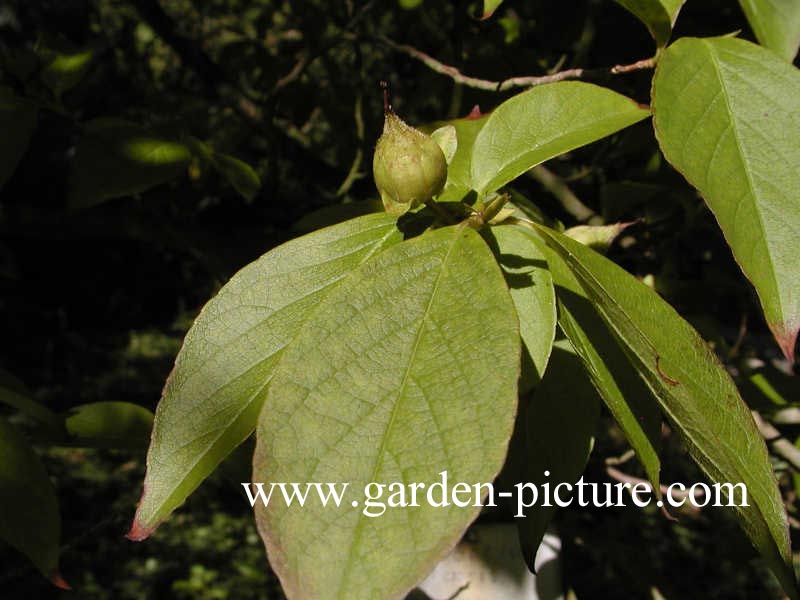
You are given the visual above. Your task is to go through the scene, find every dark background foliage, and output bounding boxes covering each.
[1,1,797,598]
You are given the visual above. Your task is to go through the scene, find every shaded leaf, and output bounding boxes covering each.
[738,0,800,61]
[536,229,663,491]
[489,224,557,389]
[41,47,94,98]
[254,226,520,599]
[471,82,650,195]
[537,225,798,599]
[518,345,600,567]
[128,213,403,540]
[0,418,64,587]
[0,87,38,190]
[64,402,154,450]
[211,151,261,201]
[614,0,686,46]
[0,370,62,432]
[652,36,800,361]
[69,118,192,208]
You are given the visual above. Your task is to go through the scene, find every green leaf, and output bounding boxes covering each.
[128,213,403,540]
[613,0,686,46]
[536,225,799,599]
[471,82,650,195]
[64,402,154,450]
[564,222,631,253]
[210,151,261,201]
[41,47,94,98]
[488,224,557,389]
[0,418,64,587]
[538,230,662,491]
[518,345,600,567]
[69,118,192,209]
[652,36,800,361]
[481,0,504,20]
[253,225,520,599]
[0,87,38,190]
[738,0,800,61]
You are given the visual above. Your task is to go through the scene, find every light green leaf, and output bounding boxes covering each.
[613,0,686,46]
[489,225,557,389]
[254,225,520,600]
[564,222,631,253]
[398,0,424,8]
[471,82,650,195]
[211,151,261,201]
[128,213,403,540]
[738,0,800,61]
[652,36,800,361]
[0,418,64,587]
[538,230,662,491]
[0,87,38,190]
[537,225,798,599]
[481,0,504,20]
[431,125,458,165]
[69,118,192,209]
[64,402,154,450]
[518,345,600,567]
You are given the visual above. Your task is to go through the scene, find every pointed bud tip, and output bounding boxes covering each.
[774,324,798,365]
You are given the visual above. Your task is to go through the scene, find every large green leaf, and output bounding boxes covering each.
[0,418,65,588]
[652,36,800,361]
[471,82,650,195]
[613,0,686,46]
[536,225,798,599]
[69,118,192,208]
[489,224,557,389]
[538,230,662,490]
[0,87,38,190]
[517,345,600,568]
[253,225,520,599]
[738,0,800,61]
[128,213,403,540]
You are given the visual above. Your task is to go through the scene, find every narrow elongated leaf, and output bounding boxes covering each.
[128,213,403,540]
[652,36,800,361]
[537,230,662,490]
[0,418,64,587]
[471,82,650,195]
[0,87,37,189]
[537,225,798,599]
[69,118,192,208]
[489,225,557,389]
[614,0,686,46]
[738,0,800,61]
[41,47,94,97]
[518,345,600,567]
[254,225,520,600]
[64,402,154,450]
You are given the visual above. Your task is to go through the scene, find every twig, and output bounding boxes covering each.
[377,36,655,92]
[529,165,600,224]
[752,411,800,471]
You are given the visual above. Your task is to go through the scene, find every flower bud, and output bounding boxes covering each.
[373,109,447,216]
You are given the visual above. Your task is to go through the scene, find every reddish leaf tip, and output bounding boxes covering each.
[50,572,71,590]
[126,517,155,542]
[465,105,483,119]
[771,321,798,364]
